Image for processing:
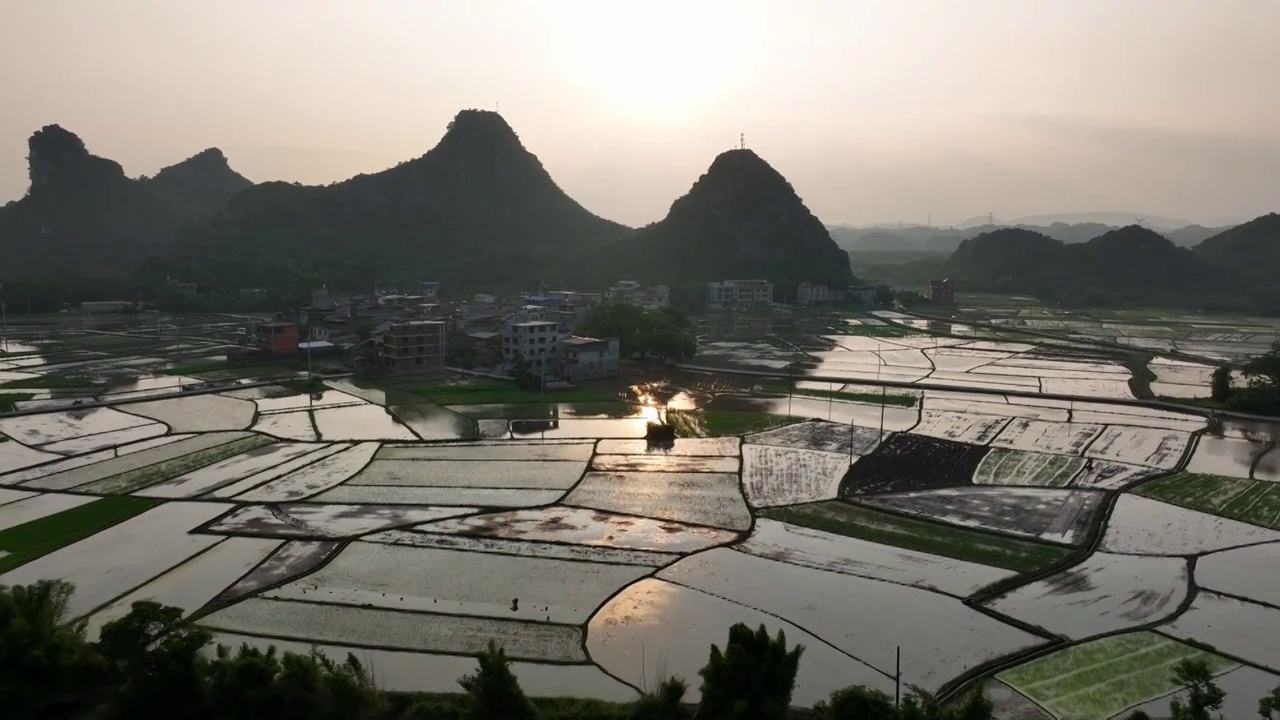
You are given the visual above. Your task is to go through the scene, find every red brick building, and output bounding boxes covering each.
[257,322,300,356]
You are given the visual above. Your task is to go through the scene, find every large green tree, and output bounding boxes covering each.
[580,304,698,361]
[695,623,804,720]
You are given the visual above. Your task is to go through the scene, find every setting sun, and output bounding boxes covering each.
[555,4,742,120]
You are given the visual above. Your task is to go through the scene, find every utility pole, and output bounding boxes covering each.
[1,299,7,353]
[895,646,901,708]
[877,344,886,443]
[778,361,788,417]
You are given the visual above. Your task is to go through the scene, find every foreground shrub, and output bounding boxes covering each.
[630,677,690,720]
[695,623,803,720]
[810,685,896,719]
[0,579,107,720]
[459,640,538,720]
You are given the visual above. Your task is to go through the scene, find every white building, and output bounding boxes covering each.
[503,320,566,376]
[848,285,879,304]
[706,279,773,309]
[561,336,621,380]
[796,283,829,306]
[606,281,670,309]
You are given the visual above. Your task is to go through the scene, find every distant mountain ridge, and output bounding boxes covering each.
[830,220,1234,254]
[942,224,1270,309]
[1194,213,1280,281]
[142,148,251,215]
[143,110,634,293]
[599,149,855,295]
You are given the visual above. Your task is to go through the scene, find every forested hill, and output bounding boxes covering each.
[141,148,252,215]
[0,126,256,281]
[141,110,635,295]
[943,225,1269,308]
[1194,213,1280,281]
[0,126,191,279]
[597,149,855,298]
[830,220,1232,254]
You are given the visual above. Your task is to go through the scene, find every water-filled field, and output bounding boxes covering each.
[2,351,1278,717]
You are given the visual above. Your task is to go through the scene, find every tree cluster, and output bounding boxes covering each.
[1210,340,1280,415]
[5,579,1277,720]
[579,304,698,362]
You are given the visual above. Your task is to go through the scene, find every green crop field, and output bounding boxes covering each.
[74,435,276,495]
[974,449,1084,487]
[999,632,1236,719]
[0,393,35,413]
[760,501,1072,573]
[0,496,162,572]
[667,409,802,438]
[1136,472,1280,530]
[0,375,97,389]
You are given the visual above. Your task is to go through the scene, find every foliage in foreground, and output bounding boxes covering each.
[3,581,1278,720]
[696,623,804,720]
[1201,340,1280,415]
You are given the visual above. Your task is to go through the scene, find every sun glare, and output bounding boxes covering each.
[563,6,738,121]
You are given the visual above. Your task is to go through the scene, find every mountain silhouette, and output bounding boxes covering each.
[945,224,1236,304]
[1194,213,1280,281]
[0,125,190,278]
[142,148,251,215]
[147,109,633,293]
[601,149,854,295]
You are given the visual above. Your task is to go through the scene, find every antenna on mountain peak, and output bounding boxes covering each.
[496,100,500,112]
[988,212,994,225]
[1135,217,1145,226]
[739,133,745,150]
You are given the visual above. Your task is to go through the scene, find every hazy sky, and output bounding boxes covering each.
[3,0,1278,227]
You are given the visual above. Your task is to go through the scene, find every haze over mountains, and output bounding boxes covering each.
[830,221,1231,255]
[0,109,1275,313]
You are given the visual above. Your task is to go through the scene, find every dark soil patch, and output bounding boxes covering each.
[839,434,988,496]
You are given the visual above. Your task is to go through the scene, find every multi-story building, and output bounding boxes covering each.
[375,320,446,373]
[930,278,955,305]
[503,320,566,376]
[848,285,879,304]
[256,322,300,356]
[797,283,851,306]
[606,281,670,309]
[706,279,774,309]
[560,336,621,380]
[796,283,829,306]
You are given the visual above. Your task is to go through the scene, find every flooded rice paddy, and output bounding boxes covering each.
[2,327,1279,710]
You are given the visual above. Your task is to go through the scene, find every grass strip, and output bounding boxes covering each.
[1136,472,1280,530]
[0,376,97,389]
[0,392,35,413]
[667,409,802,438]
[0,496,162,572]
[756,380,918,407]
[162,360,297,379]
[75,435,276,495]
[401,380,617,405]
[761,501,1072,573]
